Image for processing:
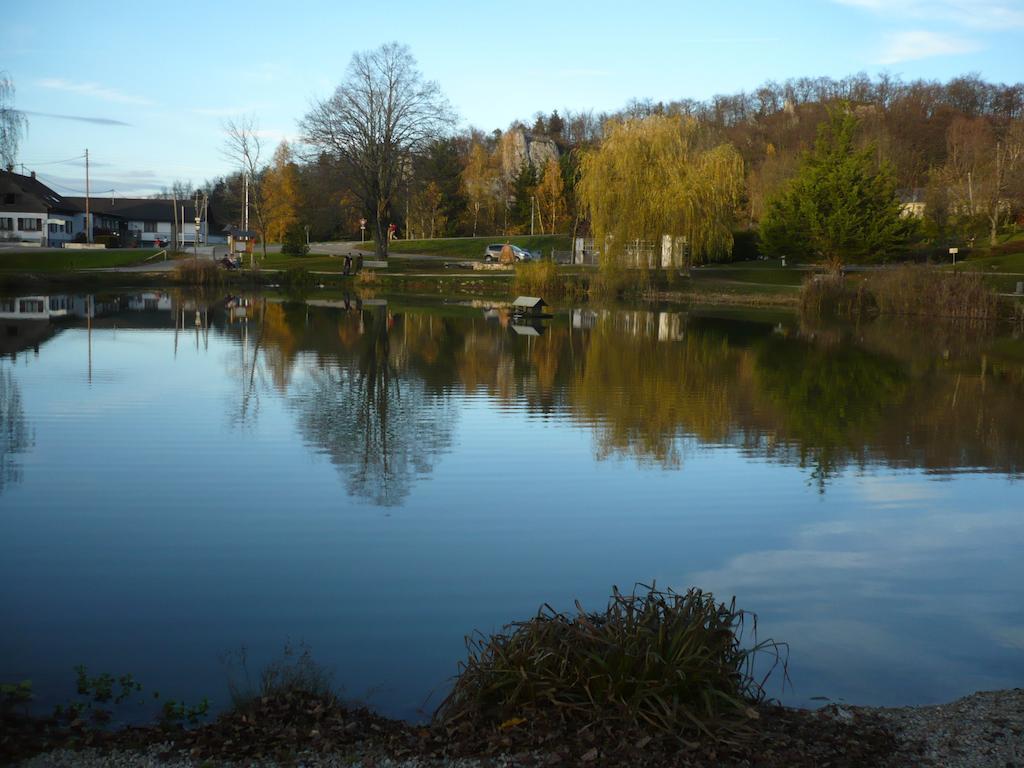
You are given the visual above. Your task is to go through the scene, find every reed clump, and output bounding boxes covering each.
[799,265,999,322]
[870,264,998,321]
[355,269,380,286]
[436,584,785,740]
[513,260,585,299]
[798,274,874,318]
[174,259,223,287]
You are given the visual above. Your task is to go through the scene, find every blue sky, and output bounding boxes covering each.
[3,0,1022,195]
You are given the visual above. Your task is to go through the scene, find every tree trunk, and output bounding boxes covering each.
[374,204,388,258]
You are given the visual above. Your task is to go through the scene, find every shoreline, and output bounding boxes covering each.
[6,687,1022,767]
[0,268,801,311]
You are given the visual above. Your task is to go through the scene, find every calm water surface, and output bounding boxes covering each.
[1,291,1022,720]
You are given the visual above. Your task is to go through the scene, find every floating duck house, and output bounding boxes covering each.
[512,296,548,316]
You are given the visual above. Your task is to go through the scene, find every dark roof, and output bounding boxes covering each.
[513,296,547,308]
[63,196,203,220]
[0,170,78,214]
[62,196,225,231]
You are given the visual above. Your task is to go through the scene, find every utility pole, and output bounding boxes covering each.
[202,193,208,247]
[193,190,200,262]
[85,149,91,244]
[530,195,535,236]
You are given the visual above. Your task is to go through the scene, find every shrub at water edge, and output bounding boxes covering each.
[436,584,786,740]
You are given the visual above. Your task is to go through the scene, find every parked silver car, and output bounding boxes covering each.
[483,243,533,262]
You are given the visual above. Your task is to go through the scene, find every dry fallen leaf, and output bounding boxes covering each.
[499,717,527,730]
[581,747,599,762]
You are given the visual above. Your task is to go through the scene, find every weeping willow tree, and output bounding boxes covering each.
[577,115,743,283]
[1,72,28,169]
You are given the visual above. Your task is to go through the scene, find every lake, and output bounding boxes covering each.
[1,290,1022,722]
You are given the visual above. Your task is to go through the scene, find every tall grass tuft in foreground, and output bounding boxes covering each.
[436,584,786,740]
[222,642,334,711]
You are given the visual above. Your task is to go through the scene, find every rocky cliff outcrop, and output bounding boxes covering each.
[500,129,559,179]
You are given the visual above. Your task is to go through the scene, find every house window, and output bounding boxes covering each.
[2,193,16,204]
[17,218,42,232]
[144,221,158,232]
[0,299,14,313]
[0,217,12,231]
[19,299,44,313]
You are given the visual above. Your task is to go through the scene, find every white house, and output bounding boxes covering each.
[1,170,79,246]
[63,196,226,246]
[2,169,226,248]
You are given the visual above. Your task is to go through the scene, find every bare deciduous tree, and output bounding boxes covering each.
[223,115,268,266]
[1,72,28,170]
[942,117,1024,245]
[300,42,454,257]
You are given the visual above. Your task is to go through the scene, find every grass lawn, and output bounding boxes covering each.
[950,252,1024,274]
[694,259,805,286]
[361,234,571,259]
[259,252,351,271]
[260,252,462,274]
[0,249,158,272]
[682,276,801,298]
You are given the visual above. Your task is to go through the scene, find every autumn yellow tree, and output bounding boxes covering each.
[462,140,499,236]
[535,157,566,234]
[409,181,446,239]
[262,141,302,243]
[577,115,744,276]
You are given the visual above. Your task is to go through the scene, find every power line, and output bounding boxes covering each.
[17,154,87,167]
[34,172,114,196]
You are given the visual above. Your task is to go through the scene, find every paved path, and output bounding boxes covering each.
[85,252,217,273]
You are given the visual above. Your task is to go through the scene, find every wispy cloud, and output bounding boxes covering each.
[879,30,983,63]
[36,78,152,106]
[834,0,1024,29]
[23,110,131,126]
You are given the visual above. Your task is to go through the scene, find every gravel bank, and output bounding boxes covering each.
[12,689,1024,767]
[851,688,1024,767]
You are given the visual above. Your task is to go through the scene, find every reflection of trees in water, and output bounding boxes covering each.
[229,298,1024,495]
[571,317,743,466]
[0,367,32,493]
[294,310,457,506]
[563,311,1023,488]
[752,336,908,492]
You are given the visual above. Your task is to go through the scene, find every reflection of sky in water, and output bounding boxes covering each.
[0,312,1022,722]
